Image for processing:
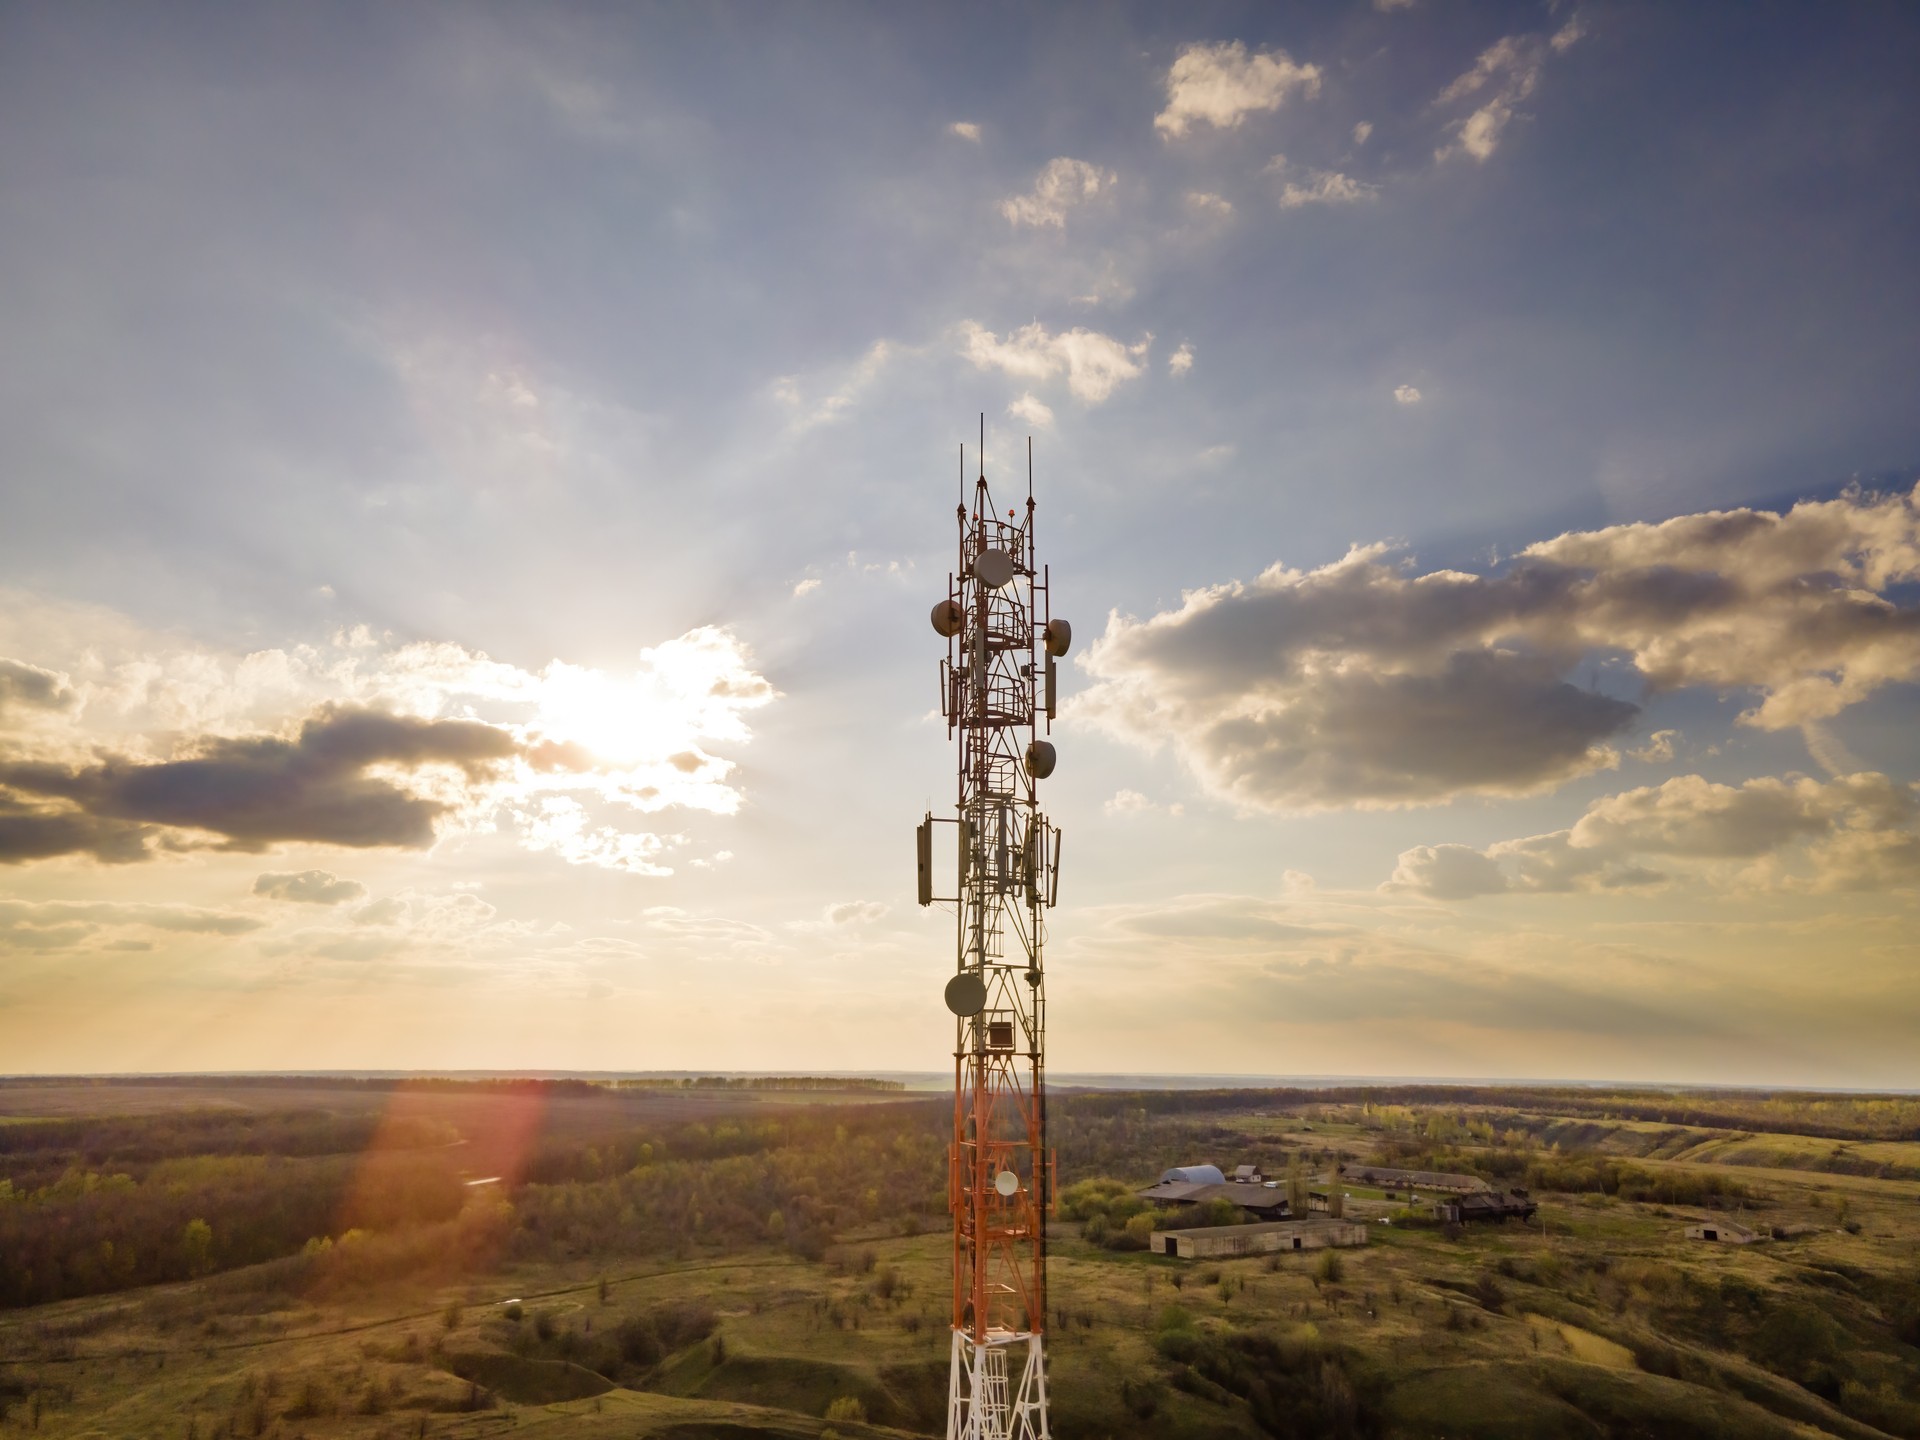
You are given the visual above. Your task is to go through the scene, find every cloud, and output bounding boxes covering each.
[253,869,368,905]
[353,896,408,926]
[824,900,886,925]
[1008,392,1055,429]
[999,158,1114,228]
[776,340,892,430]
[1394,384,1421,404]
[0,659,73,717]
[1387,772,1920,897]
[1155,41,1321,139]
[1629,730,1678,763]
[1352,121,1373,145]
[958,321,1151,405]
[1274,166,1379,209]
[0,797,153,865]
[0,706,516,860]
[0,607,776,871]
[1073,484,1920,811]
[1434,21,1584,163]
[1185,191,1233,219]
[1069,891,1703,1042]
[515,795,677,875]
[1105,789,1153,817]
[1168,344,1195,378]
[0,899,263,950]
[792,577,822,598]
[948,121,981,142]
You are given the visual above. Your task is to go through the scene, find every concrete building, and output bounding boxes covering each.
[1685,1219,1757,1244]
[1150,1219,1369,1260]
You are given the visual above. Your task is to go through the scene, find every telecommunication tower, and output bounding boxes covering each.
[917,425,1068,1440]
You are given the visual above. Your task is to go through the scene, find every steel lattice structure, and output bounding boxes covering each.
[917,433,1067,1440]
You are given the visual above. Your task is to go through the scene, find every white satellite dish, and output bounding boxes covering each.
[974,549,1015,588]
[994,1170,1020,1197]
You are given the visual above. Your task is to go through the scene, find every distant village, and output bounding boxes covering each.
[1129,1152,1757,1260]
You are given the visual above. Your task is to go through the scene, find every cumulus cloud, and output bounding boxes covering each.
[253,869,368,905]
[1074,484,1920,812]
[1168,344,1195,377]
[999,158,1114,228]
[1352,121,1373,145]
[958,321,1151,405]
[824,900,887,925]
[1185,191,1232,219]
[1155,41,1321,138]
[1008,392,1055,429]
[1393,384,1422,404]
[1388,772,1920,897]
[1434,20,1584,162]
[948,121,981,141]
[792,577,822,598]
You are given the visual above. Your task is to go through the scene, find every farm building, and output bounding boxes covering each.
[1432,1190,1537,1224]
[1684,1220,1757,1244]
[1344,1164,1488,1193]
[1150,1219,1368,1260]
[1136,1165,1291,1220]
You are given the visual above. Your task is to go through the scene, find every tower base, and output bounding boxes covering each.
[946,1330,1050,1440]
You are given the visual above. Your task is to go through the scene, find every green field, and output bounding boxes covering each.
[3,1079,1918,1438]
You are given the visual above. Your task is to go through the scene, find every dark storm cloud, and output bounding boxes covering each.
[0,706,517,862]
[1076,486,1920,811]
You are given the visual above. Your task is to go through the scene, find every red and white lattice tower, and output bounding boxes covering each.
[917,429,1068,1440]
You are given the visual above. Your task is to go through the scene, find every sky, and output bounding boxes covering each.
[1,1,1916,1086]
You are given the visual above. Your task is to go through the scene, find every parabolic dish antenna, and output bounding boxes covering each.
[944,971,987,1017]
[974,548,1015,588]
[994,1170,1020,1198]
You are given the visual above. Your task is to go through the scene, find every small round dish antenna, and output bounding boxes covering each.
[1024,740,1057,779]
[1043,618,1072,656]
[974,549,1015,589]
[931,599,963,637]
[944,972,987,1017]
[994,1170,1020,1198]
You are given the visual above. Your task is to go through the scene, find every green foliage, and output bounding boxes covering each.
[180,1218,213,1277]
[824,1394,868,1421]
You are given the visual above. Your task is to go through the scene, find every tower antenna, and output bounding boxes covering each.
[918,428,1069,1440]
